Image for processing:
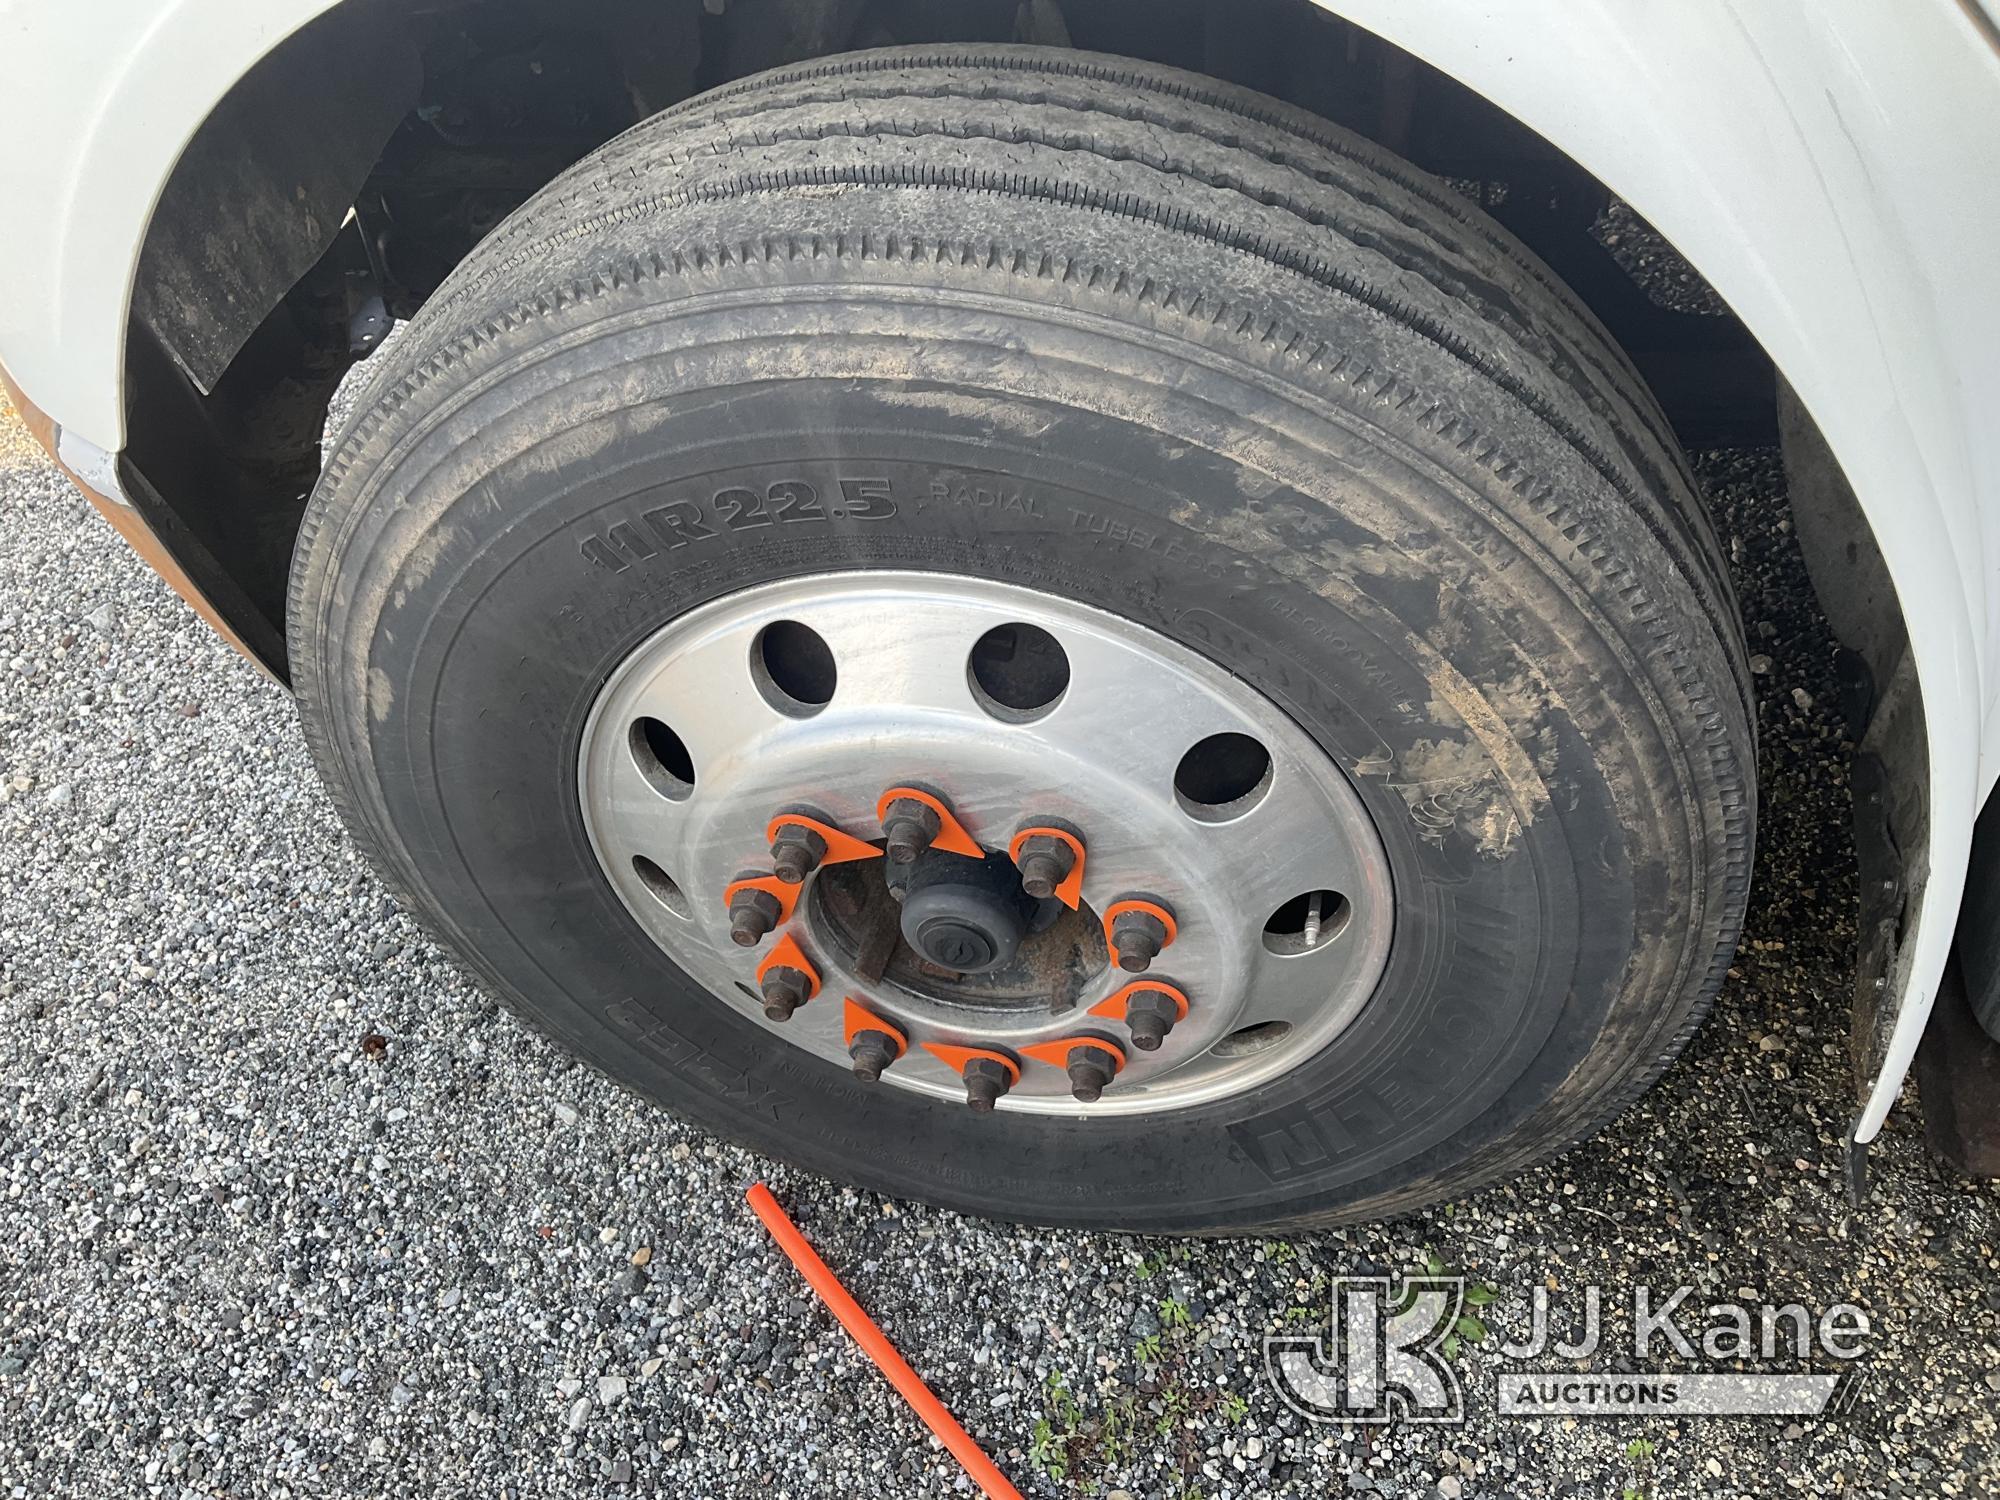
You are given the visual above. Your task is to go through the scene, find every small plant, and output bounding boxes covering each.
[1621,1435,1660,1500]
[1420,1248,1499,1359]
[1443,1310,1489,1360]
[1098,1399,1131,1469]
[1028,1370,1085,1482]
[1046,1370,1082,1426]
[1034,1289,1259,1493]
[1028,1416,1066,1482]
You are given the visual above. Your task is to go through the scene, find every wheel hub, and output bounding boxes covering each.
[578,572,1393,1116]
[898,849,1036,974]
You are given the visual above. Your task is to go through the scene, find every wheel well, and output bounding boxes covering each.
[126,0,1817,679]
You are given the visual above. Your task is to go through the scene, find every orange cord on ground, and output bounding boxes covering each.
[744,1183,1024,1500]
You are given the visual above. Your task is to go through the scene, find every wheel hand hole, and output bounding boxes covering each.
[968,622,1070,721]
[630,716,695,800]
[753,619,837,715]
[1213,1020,1293,1058]
[1174,731,1272,820]
[1261,889,1349,954]
[631,855,691,918]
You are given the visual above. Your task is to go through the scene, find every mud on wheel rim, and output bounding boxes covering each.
[579,571,1394,1115]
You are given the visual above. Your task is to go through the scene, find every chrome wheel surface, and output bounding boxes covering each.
[578,572,1392,1116]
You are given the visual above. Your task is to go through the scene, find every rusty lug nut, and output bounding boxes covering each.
[770,824,828,885]
[848,1030,900,1082]
[1111,909,1169,972]
[1123,990,1180,1051]
[1014,833,1076,901]
[759,965,813,1022]
[728,886,782,947]
[961,1057,1013,1112]
[882,798,941,865]
[1064,1045,1120,1103]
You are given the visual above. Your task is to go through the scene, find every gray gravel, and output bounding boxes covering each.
[5,375,2000,1497]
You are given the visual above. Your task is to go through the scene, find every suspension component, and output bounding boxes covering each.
[842,999,908,1082]
[723,874,800,947]
[1090,979,1190,1051]
[1008,825,1087,907]
[1104,898,1178,973]
[766,812,886,884]
[1021,1036,1127,1102]
[755,932,821,1021]
[877,787,982,865]
[921,1043,1021,1112]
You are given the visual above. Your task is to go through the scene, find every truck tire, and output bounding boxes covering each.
[291,47,1754,1232]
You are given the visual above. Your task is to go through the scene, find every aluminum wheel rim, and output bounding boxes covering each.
[578,571,1393,1116]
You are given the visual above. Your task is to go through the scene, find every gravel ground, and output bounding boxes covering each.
[5,371,2000,1498]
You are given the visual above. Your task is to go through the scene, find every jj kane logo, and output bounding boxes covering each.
[1265,1275,1870,1424]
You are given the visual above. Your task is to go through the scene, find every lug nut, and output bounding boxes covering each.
[848,1029,901,1082]
[961,1056,1014,1112]
[770,823,828,884]
[728,886,782,947]
[1110,909,1169,972]
[1014,833,1076,901]
[759,964,813,1021]
[1064,1044,1121,1103]
[1123,989,1180,1051]
[882,798,941,865]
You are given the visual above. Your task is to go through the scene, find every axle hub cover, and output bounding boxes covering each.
[898,850,1035,974]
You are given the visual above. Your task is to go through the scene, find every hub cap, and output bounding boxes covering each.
[578,573,1392,1115]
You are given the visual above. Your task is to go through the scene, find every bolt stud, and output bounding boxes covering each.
[961,1056,1013,1112]
[1122,990,1180,1051]
[1013,833,1076,901]
[759,964,812,1021]
[1110,909,1169,972]
[1064,1045,1120,1102]
[728,886,782,947]
[848,1029,900,1082]
[770,824,829,885]
[881,798,941,865]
